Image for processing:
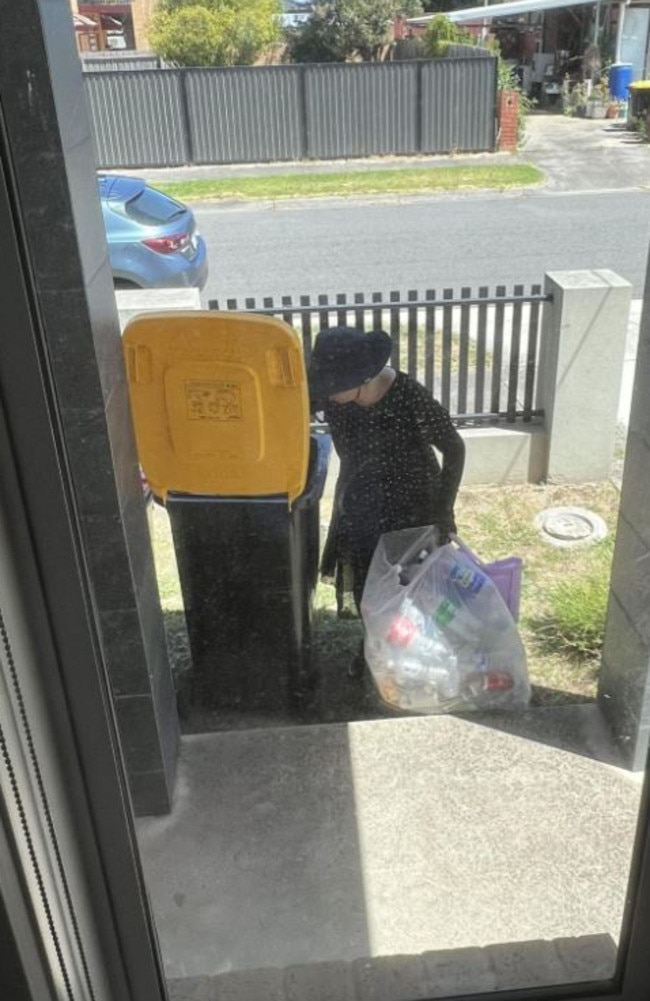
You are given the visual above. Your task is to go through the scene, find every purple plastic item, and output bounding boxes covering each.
[454,537,523,622]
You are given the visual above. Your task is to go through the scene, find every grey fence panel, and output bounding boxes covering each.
[84,71,188,167]
[446,43,494,59]
[185,67,304,164]
[421,57,496,154]
[305,62,418,159]
[82,59,497,168]
[81,54,162,72]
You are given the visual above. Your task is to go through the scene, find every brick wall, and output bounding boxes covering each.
[497,89,519,152]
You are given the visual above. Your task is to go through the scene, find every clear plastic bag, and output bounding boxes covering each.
[360,526,530,714]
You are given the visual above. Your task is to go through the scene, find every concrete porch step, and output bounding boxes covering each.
[167,934,617,1000]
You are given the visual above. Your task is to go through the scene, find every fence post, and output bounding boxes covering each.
[536,269,631,482]
[416,60,423,154]
[599,252,650,770]
[179,68,194,166]
[299,64,310,160]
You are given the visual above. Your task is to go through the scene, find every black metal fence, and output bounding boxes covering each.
[84,58,497,168]
[208,285,550,426]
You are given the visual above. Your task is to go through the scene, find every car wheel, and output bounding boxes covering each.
[113,278,141,290]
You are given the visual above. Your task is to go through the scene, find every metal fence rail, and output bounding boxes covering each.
[208,285,550,426]
[81,53,163,72]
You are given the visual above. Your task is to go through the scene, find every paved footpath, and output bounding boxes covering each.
[131,111,650,195]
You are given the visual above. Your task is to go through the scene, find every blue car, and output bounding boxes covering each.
[99,174,208,290]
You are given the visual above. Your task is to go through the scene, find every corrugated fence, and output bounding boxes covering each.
[84,58,497,168]
[81,53,163,72]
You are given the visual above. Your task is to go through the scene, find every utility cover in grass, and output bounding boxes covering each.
[534,507,608,548]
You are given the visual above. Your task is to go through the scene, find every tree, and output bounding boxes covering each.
[337,0,397,60]
[422,13,472,56]
[286,4,344,63]
[287,0,423,63]
[149,0,282,67]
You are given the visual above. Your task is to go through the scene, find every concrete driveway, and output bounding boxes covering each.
[521,112,650,192]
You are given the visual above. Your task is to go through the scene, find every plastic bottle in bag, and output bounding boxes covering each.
[387,602,453,661]
[392,654,461,701]
[456,647,516,699]
[386,603,461,700]
[387,598,427,643]
[449,558,513,634]
[430,596,484,645]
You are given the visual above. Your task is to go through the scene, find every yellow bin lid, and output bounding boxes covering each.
[123,311,310,503]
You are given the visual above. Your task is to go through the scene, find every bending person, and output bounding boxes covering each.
[309,326,466,623]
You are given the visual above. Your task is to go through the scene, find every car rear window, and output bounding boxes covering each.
[123,187,186,225]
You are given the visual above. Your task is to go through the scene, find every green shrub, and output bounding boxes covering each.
[423,15,472,57]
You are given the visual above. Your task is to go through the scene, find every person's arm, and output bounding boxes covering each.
[413,384,465,539]
[436,426,465,538]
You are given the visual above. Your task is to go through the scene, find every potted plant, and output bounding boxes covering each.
[563,79,588,116]
[585,77,609,118]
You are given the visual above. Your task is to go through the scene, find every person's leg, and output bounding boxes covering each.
[348,549,374,678]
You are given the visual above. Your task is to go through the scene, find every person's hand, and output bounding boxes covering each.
[436,517,457,546]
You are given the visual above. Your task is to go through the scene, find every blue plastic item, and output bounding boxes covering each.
[609,63,634,100]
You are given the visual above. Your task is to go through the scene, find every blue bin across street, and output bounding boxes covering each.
[609,63,634,100]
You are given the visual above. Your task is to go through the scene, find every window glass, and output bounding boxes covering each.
[123,188,186,226]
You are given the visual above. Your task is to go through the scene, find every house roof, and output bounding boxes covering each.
[408,0,608,24]
[73,12,97,27]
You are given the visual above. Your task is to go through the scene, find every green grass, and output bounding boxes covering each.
[536,536,614,659]
[155,163,544,203]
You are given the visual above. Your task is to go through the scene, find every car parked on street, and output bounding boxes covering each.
[99,174,208,290]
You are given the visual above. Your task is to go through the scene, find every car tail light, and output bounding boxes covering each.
[142,233,190,255]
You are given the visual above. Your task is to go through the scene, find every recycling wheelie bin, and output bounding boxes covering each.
[123,310,331,715]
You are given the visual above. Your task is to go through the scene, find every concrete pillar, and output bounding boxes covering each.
[599,254,650,770]
[537,270,631,482]
[0,0,178,814]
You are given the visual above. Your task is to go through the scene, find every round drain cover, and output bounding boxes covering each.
[534,507,608,548]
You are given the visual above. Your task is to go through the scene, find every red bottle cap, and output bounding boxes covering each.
[387,616,418,645]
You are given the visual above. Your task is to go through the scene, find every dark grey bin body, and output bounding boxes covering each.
[167,433,331,713]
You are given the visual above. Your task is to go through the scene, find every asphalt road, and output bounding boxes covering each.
[196,188,650,306]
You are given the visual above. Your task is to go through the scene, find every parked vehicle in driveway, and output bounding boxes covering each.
[99,174,208,290]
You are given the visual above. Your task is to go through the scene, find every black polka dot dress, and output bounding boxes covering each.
[321,371,466,611]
